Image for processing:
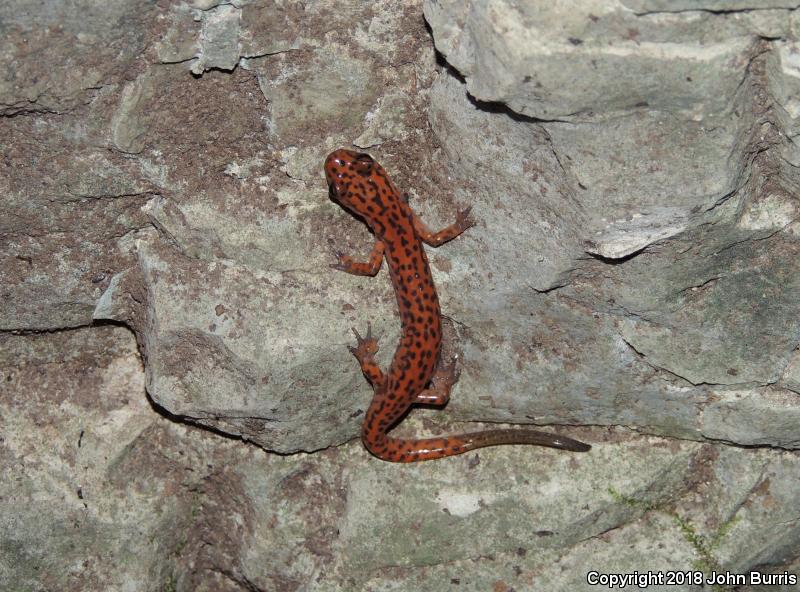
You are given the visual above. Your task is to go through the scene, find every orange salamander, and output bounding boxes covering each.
[325,148,590,462]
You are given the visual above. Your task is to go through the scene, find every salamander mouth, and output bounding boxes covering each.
[328,181,341,202]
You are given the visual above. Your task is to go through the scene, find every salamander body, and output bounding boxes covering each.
[325,149,590,461]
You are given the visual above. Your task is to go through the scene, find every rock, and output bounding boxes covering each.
[3,0,800,587]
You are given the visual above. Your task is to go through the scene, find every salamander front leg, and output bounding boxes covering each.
[330,240,385,276]
[348,321,385,389]
[416,357,460,405]
[412,204,475,247]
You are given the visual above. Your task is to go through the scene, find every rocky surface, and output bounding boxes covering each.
[2,327,799,590]
[2,0,800,590]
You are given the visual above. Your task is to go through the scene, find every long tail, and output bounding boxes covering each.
[362,429,591,462]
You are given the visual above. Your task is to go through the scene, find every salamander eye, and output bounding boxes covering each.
[353,153,374,175]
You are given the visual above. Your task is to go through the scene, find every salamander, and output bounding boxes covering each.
[325,148,590,462]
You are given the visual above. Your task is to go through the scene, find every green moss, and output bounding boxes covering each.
[608,487,740,592]
[162,573,177,592]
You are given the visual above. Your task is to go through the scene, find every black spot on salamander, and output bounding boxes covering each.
[400,236,409,247]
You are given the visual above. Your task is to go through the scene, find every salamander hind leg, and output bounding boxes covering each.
[348,322,385,388]
[416,357,460,405]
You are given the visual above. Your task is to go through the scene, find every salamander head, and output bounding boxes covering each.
[324,149,385,216]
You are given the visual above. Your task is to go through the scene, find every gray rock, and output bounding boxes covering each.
[3,0,800,588]
[3,330,797,590]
